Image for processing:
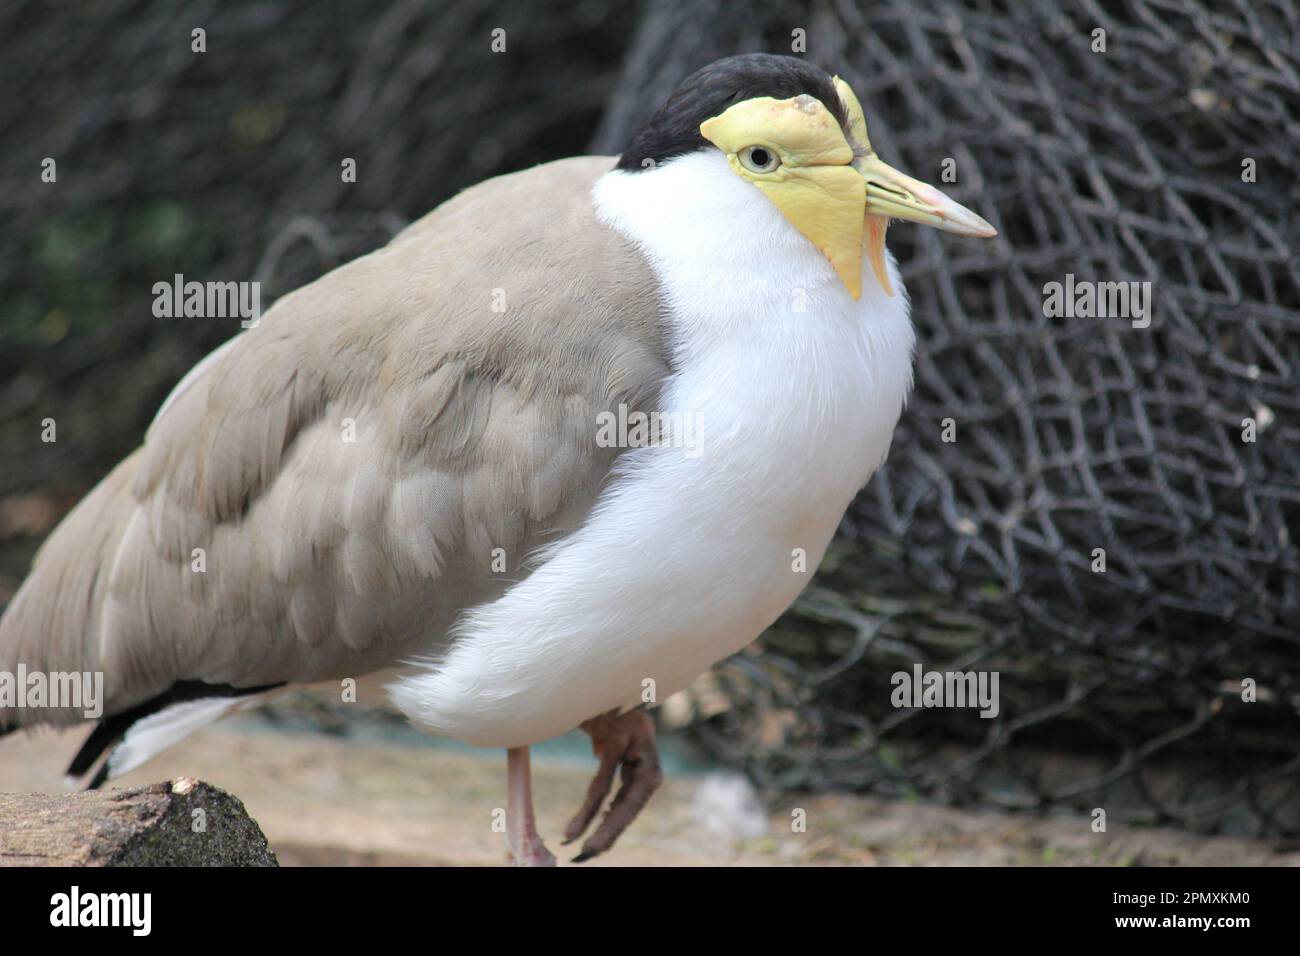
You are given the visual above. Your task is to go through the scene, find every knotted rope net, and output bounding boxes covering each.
[595,0,1300,839]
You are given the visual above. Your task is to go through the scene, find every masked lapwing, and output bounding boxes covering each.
[0,53,995,864]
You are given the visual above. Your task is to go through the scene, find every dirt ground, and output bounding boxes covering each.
[1,720,1293,867]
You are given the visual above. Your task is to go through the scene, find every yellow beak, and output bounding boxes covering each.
[856,155,997,296]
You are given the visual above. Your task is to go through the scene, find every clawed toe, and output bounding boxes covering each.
[564,709,663,863]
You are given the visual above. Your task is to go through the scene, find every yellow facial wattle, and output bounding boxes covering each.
[700,94,868,299]
[699,79,997,300]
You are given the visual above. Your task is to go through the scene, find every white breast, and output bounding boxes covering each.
[389,152,915,748]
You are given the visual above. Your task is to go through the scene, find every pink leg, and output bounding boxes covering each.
[505,746,555,867]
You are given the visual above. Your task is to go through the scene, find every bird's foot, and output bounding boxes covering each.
[562,708,663,863]
[506,833,557,867]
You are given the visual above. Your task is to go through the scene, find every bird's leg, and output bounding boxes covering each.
[562,708,663,863]
[505,746,555,867]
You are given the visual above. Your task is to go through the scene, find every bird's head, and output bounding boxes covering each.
[617,53,997,299]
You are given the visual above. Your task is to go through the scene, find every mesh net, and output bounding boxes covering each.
[2,0,1297,838]
[0,0,634,497]
[595,0,1300,838]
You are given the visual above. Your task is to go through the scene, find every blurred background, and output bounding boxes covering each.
[1,0,1298,863]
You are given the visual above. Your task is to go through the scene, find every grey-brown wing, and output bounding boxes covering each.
[0,155,670,727]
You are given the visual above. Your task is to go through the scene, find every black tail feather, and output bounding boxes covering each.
[66,714,134,778]
[86,758,112,791]
[66,679,286,788]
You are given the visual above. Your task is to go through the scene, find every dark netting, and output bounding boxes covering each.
[3,0,1298,840]
[595,0,1300,839]
[0,0,636,499]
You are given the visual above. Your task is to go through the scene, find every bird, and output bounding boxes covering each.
[0,53,995,865]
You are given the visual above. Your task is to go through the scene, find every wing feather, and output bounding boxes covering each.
[0,156,670,726]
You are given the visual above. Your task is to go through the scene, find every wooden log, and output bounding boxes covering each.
[0,777,277,866]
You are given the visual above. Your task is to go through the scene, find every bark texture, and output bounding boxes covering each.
[0,777,277,866]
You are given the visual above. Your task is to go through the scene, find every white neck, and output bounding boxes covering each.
[593,150,908,355]
[593,149,916,491]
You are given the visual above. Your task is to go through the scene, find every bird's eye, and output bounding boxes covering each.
[738,146,780,174]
